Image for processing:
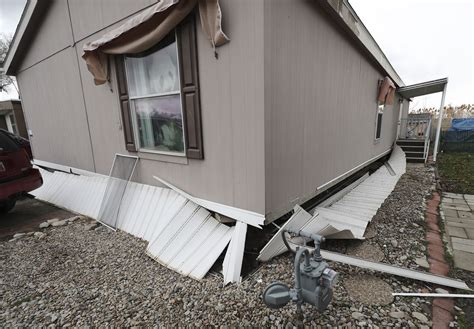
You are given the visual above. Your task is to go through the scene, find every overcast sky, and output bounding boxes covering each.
[0,0,26,100]
[350,0,473,109]
[0,0,473,108]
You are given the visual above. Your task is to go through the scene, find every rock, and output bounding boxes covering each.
[85,223,98,231]
[401,286,410,292]
[391,240,398,248]
[39,222,50,229]
[47,218,60,224]
[412,312,428,323]
[13,233,26,239]
[47,314,58,323]
[51,220,67,227]
[435,288,449,294]
[415,257,429,269]
[399,255,408,262]
[66,216,80,223]
[34,232,46,239]
[389,311,406,319]
[351,312,364,320]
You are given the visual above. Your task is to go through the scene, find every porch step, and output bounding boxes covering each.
[405,151,425,158]
[406,157,425,163]
[396,139,425,147]
[398,145,425,153]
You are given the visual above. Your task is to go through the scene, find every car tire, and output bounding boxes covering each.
[0,199,16,213]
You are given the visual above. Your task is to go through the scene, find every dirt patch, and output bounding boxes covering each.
[0,197,74,241]
[343,274,394,305]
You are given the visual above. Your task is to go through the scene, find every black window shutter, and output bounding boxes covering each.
[177,14,204,159]
[115,56,137,152]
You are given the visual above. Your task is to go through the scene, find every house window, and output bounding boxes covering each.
[375,104,384,140]
[116,14,204,159]
[124,32,185,155]
[6,113,18,135]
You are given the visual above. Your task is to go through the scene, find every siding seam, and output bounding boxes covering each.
[67,0,97,173]
[16,45,70,74]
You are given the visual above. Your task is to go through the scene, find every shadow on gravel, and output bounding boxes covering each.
[0,196,74,241]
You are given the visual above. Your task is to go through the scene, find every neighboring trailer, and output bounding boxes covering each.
[7,0,407,223]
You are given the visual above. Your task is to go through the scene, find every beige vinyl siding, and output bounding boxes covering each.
[68,0,156,42]
[16,0,266,214]
[16,47,95,171]
[263,0,400,219]
[18,0,73,72]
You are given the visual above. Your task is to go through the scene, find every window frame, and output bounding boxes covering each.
[374,103,384,141]
[124,30,187,157]
[5,113,18,135]
[115,12,204,160]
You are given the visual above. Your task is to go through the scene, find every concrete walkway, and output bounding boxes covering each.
[440,192,474,272]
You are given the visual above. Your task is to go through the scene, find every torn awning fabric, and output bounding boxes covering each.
[377,77,396,105]
[82,0,229,85]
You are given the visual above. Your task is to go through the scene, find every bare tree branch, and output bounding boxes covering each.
[0,33,14,93]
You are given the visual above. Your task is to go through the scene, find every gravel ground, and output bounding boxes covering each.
[1,164,465,327]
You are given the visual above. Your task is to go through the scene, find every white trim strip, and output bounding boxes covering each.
[392,293,474,298]
[153,175,264,228]
[33,159,106,178]
[222,221,248,285]
[319,250,470,291]
[317,148,392,190]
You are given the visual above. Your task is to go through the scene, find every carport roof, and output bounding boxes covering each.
[397,78,448,99]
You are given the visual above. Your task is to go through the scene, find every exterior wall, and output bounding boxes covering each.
[263,0,401,219]
[0,115,7,130]
[18,0,73,72]
[12,101,29,139]
[16,47,95,170]
[0,100,29,138]
[14,0,266,214]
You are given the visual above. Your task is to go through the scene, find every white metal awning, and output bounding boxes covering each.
[397,77,448,162]
[397,78,448,99]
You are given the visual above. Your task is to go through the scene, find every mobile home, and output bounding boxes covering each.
[3,0,447,281]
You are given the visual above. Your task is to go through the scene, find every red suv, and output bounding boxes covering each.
[0,129,42,213]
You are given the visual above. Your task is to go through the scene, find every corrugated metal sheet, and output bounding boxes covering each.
[31,169,107,218]
[258,146,406,262]
[222,221,248,284]
[31,167,234,281]
[154,176,265,228]
[146,201,234,280]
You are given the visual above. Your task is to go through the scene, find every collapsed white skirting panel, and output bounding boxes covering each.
[31,168,236,281]
[153,176,265,228]
[222,221,248,285]
[258,146,406,262]
[31,169,108,219]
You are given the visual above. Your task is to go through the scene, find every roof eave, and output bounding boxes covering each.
[319,0,405,87]
[4,0,50,76]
